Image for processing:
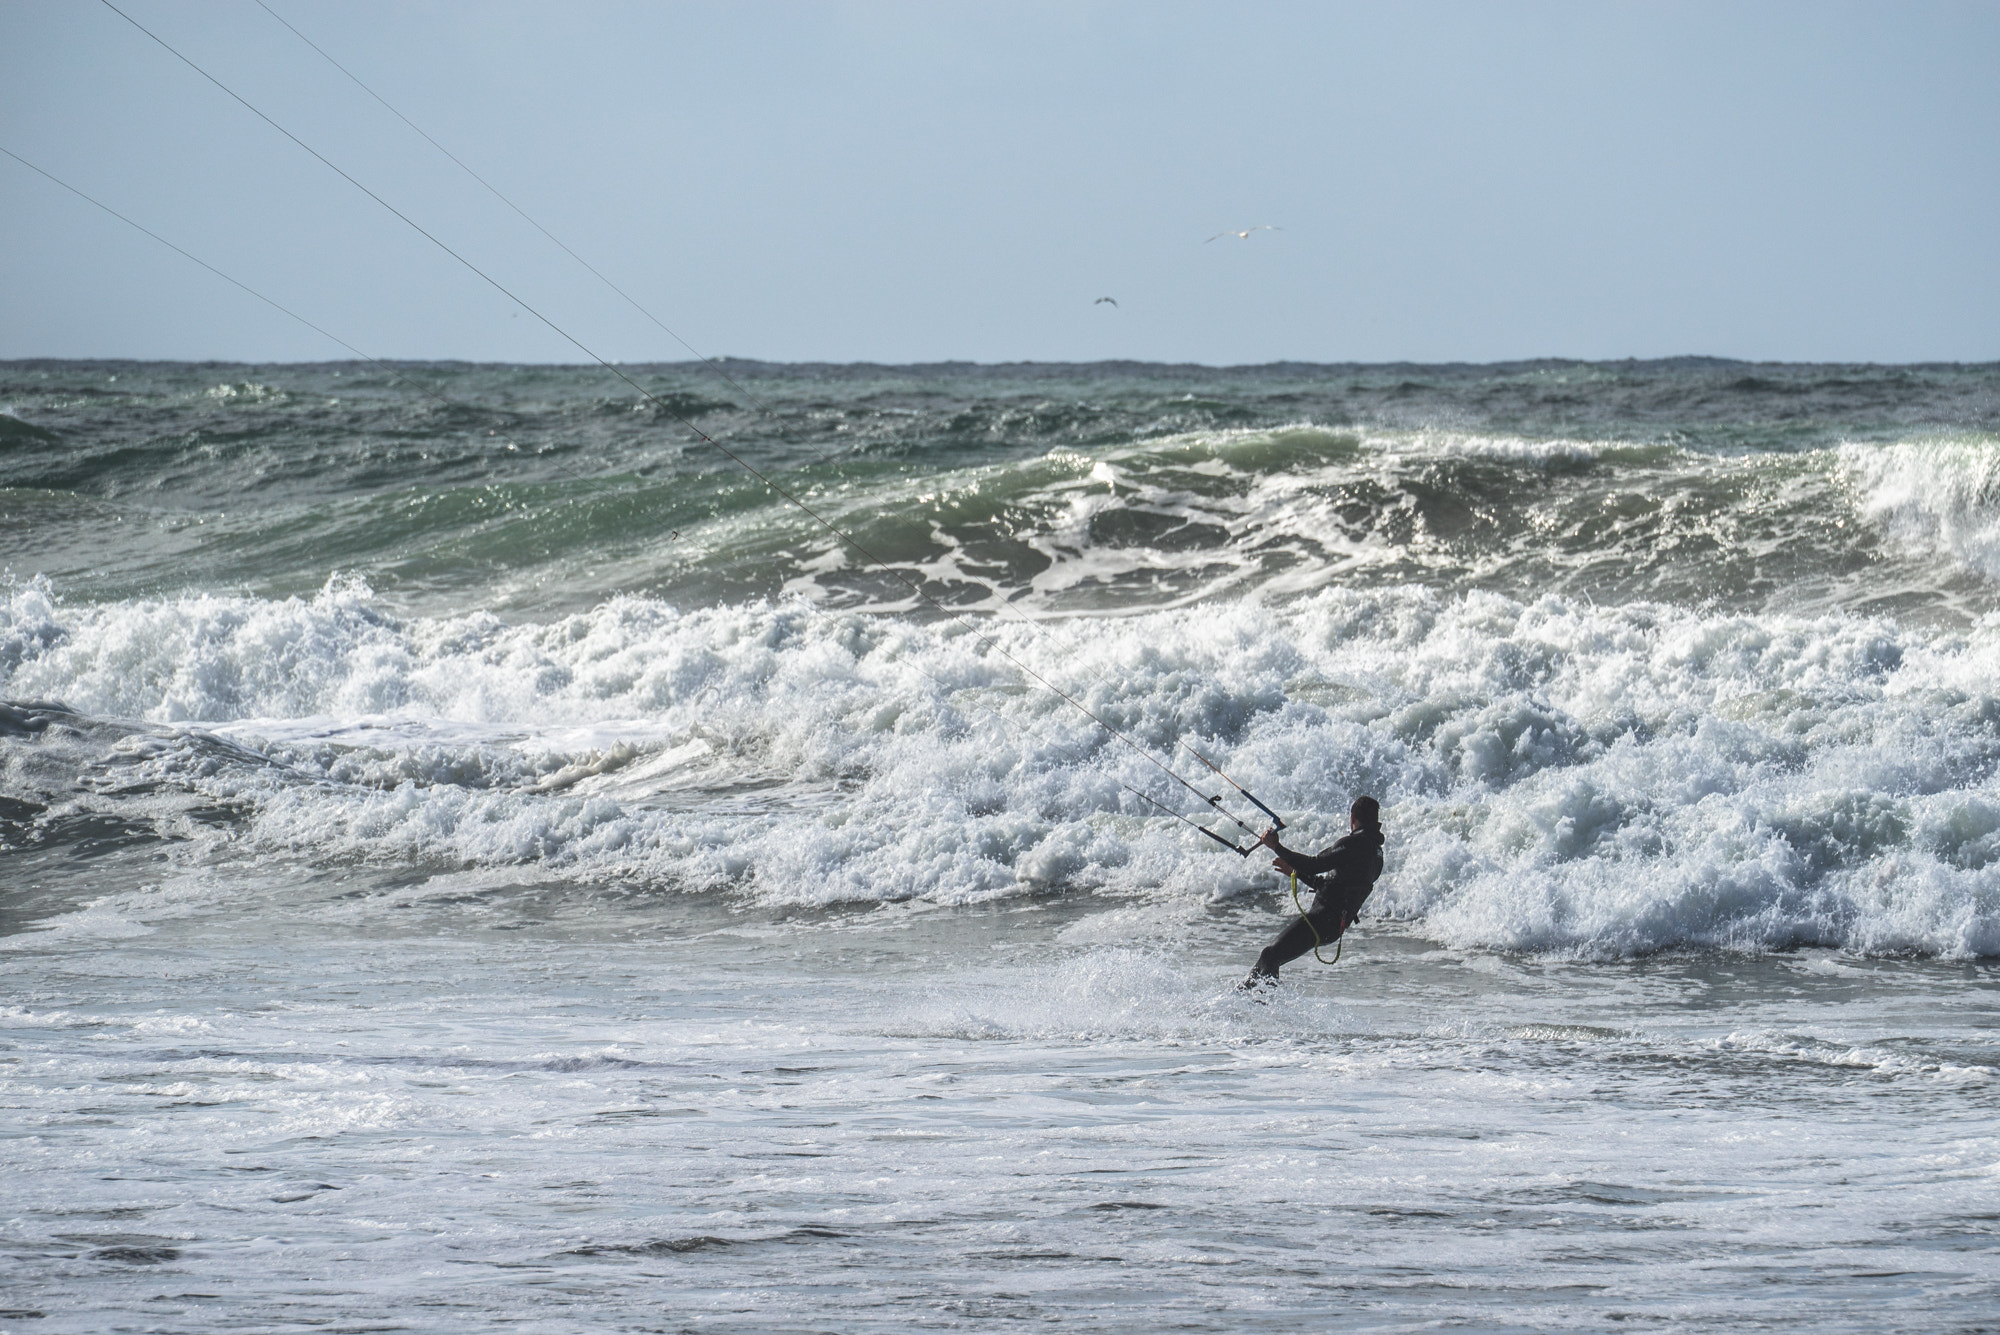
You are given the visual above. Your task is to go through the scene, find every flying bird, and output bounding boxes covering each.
[1205,226,1282,243]
[1094,296,1119,307]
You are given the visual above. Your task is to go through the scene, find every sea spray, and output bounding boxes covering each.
[7,569,1997,954]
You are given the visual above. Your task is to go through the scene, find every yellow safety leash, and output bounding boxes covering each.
[1290,870,1341,966]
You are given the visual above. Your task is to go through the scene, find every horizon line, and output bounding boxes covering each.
[8,354,1999,373]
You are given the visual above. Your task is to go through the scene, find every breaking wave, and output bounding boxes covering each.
[7,571,1998,956]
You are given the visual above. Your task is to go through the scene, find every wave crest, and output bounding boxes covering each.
[6,578,2000,956]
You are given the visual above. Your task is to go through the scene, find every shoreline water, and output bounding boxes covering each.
[6,880,1996,1332]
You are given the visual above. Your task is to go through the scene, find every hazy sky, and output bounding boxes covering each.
[4,0,1996,364]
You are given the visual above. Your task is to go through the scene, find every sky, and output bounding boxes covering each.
[2,0,1996,365]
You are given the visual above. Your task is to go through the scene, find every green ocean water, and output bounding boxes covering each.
[7,357,1998,619]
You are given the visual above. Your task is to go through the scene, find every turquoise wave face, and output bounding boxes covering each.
[6,359,1999,621]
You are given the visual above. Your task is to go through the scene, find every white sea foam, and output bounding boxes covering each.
[1705,1028,1997,1082]
[1364,428,1632,465]
[1840,436,2000,579]
[764,425,1706,615]
[5,574,2000,955]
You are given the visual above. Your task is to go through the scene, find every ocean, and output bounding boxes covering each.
[4,357,1998,1331]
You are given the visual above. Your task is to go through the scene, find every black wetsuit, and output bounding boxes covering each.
[1246,827,1385,983]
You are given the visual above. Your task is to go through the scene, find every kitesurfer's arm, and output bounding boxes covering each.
[1258,827,1341,877]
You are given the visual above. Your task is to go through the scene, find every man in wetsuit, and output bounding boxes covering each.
[1241,795,1385,989]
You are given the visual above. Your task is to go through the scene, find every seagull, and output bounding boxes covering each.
[1205,226,1282,243]
[1094,296,1118,307]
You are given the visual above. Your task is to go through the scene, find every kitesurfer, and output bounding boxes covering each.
[1240,795,1384,989]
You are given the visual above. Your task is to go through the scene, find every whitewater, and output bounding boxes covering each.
[4,358,1998,1331]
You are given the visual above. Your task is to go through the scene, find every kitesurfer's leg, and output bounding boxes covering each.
[1242,911,1344,987]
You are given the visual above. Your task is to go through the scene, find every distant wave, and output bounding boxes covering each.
[4,359,1998,620]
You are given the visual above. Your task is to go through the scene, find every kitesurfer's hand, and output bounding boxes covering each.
[1270,856,1293,875]
[1259,827,1283,852]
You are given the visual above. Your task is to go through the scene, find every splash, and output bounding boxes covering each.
[6,575,1998,955]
